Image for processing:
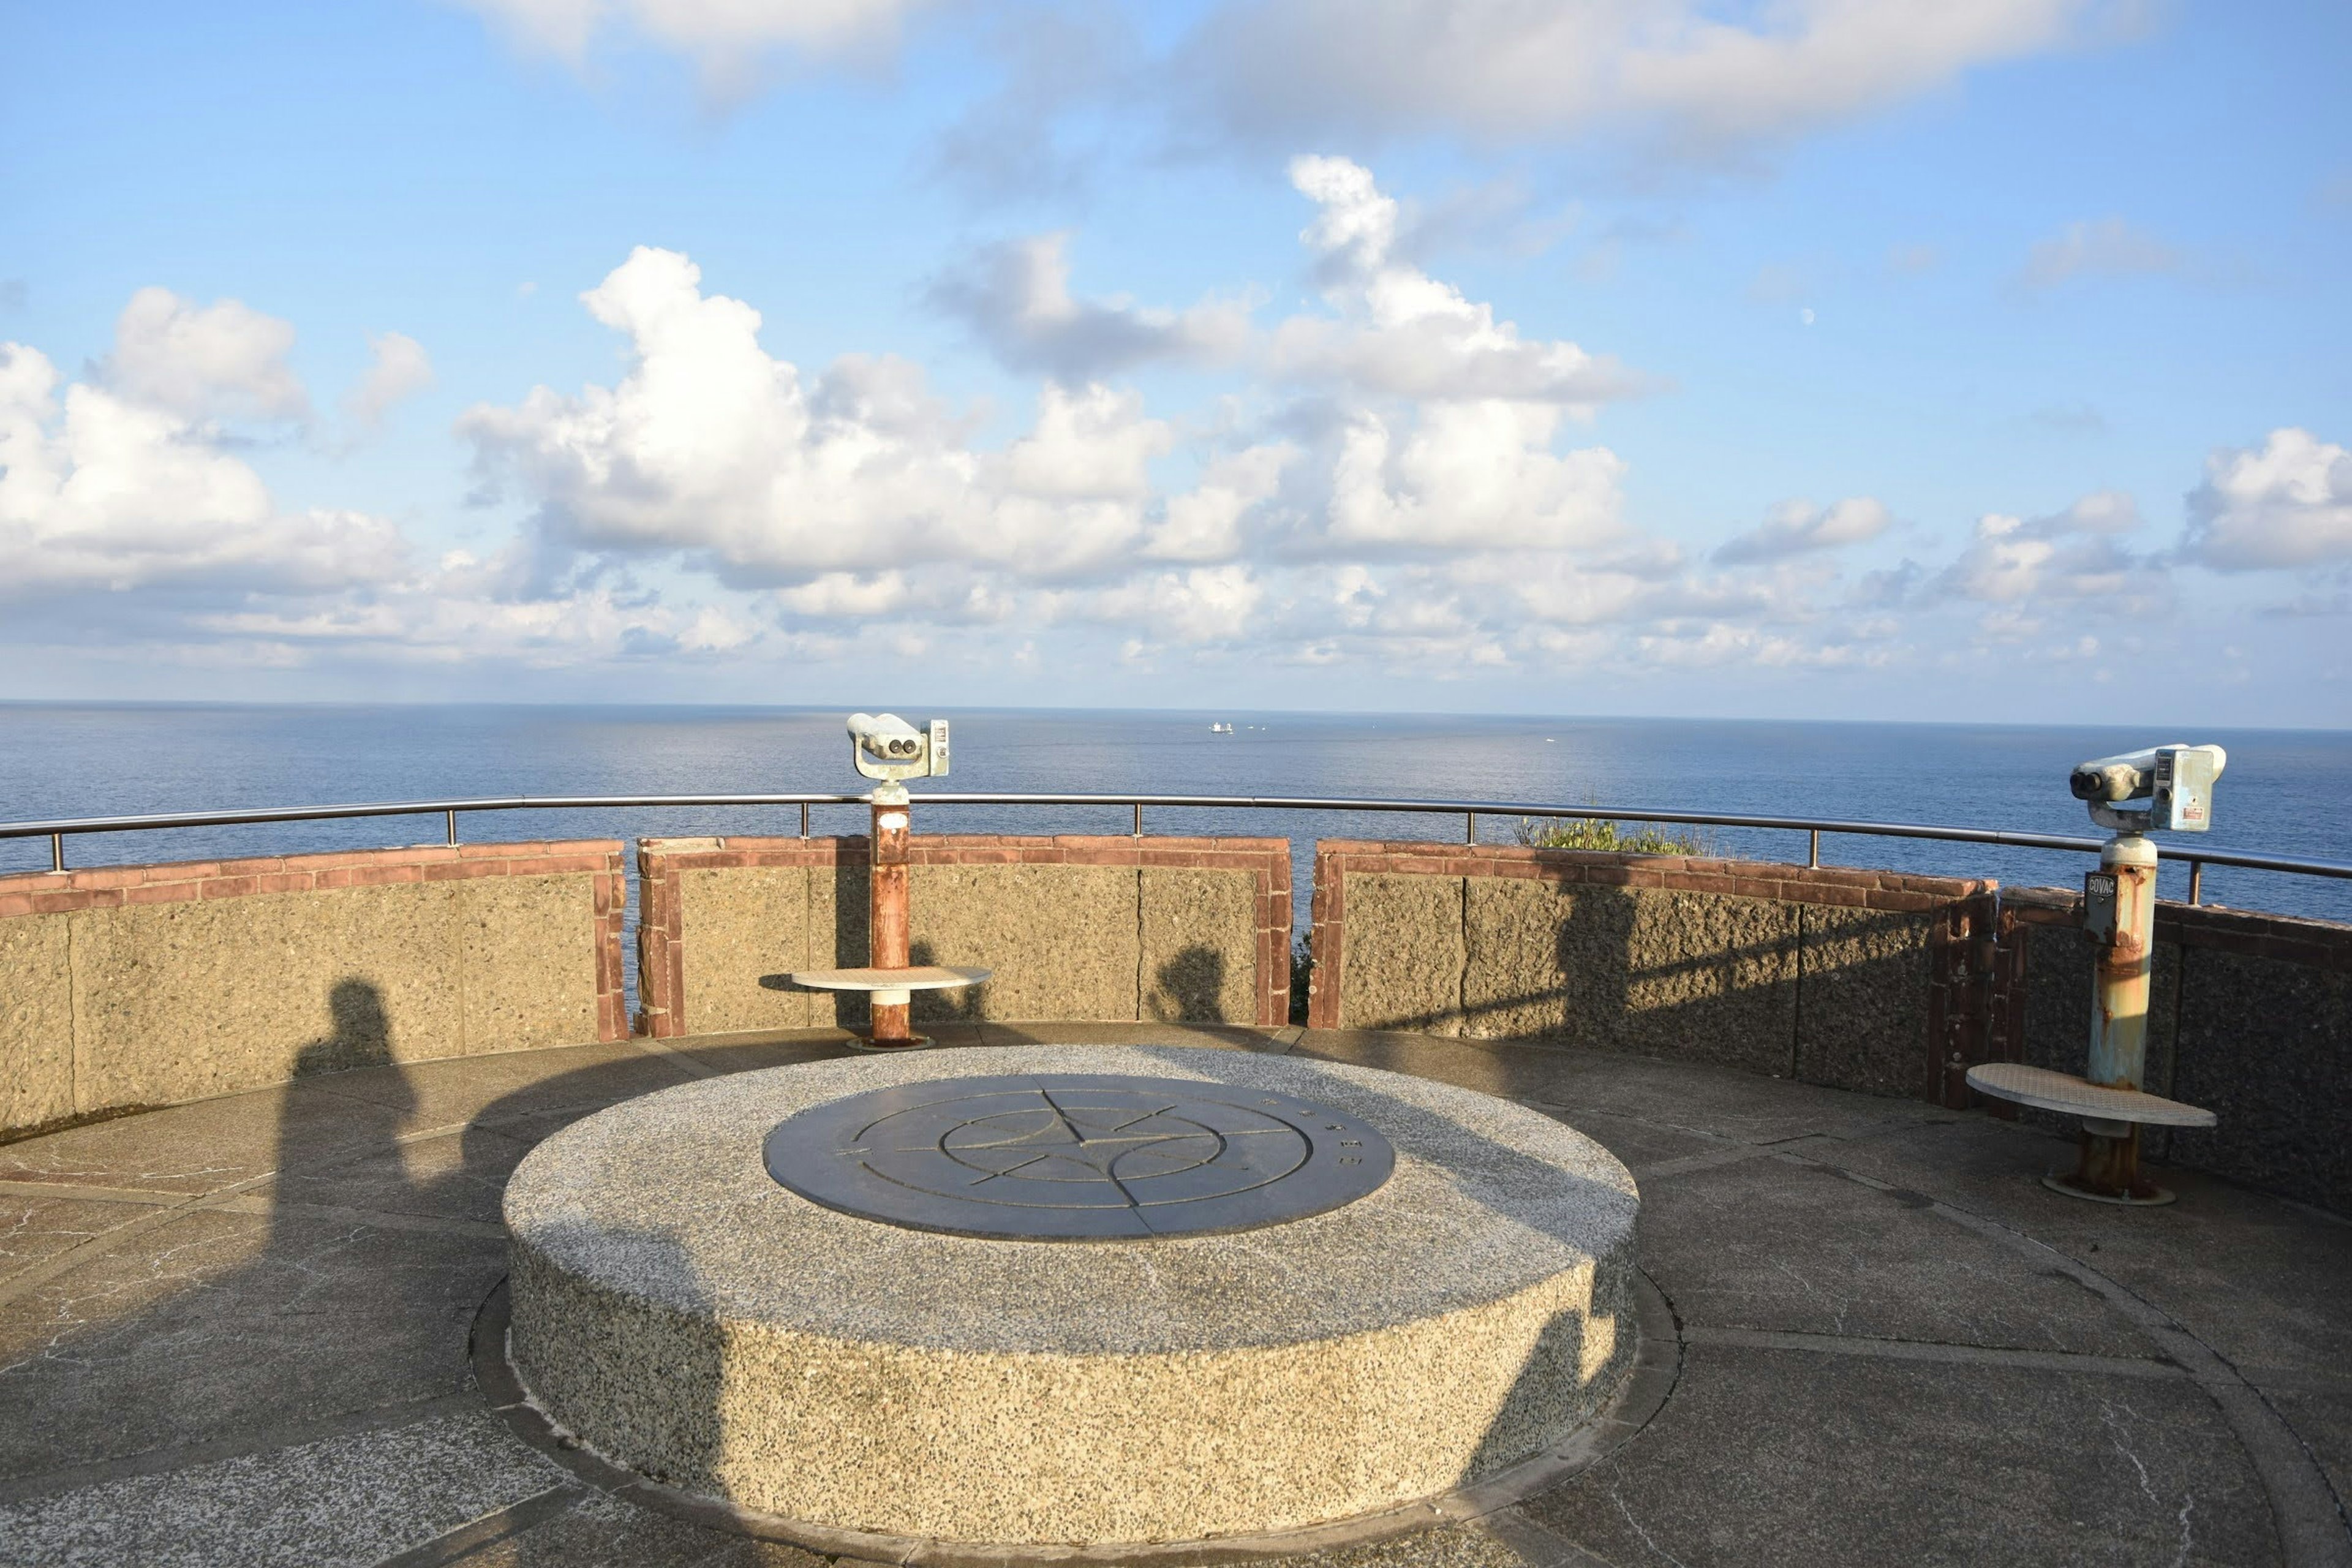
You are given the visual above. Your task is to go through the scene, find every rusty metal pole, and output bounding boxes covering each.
[2057,831,2160,1200]
[867,782,915,1047]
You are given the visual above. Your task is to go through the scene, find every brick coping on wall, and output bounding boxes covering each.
[2005,884,2352,970]
[1305,840,1999,1097]
[634,834,1293,1038]
[0,841,631,1043]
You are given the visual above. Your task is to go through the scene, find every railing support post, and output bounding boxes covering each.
[2187,859,2204,906]
[1133,802,1142,838]
[801,801,810,839]
[1809,829,1820,869]
[1466,812,1476,844]
[447,809,458,846]
[50,832,63,873]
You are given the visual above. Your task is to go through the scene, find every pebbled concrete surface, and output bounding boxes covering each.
[0,1022,2342,1567]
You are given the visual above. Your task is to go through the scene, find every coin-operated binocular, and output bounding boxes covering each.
[791,713,986,1050]
[1968,743,2226,1204]
[848,712,950,788]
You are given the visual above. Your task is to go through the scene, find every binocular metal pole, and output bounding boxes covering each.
[2051,831,2166,1202]
[867,782,917,1049]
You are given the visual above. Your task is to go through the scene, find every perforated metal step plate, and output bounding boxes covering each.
[1966,1061,2215,1127]
[788,966,991,992]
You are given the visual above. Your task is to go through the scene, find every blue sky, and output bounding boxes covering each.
[3,0,2347,723]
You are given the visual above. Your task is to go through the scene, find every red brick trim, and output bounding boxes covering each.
[0,842,630,1044]
[2002,884,2352,970]
[634,835,1292,1038]
[1305,839,1994,1034]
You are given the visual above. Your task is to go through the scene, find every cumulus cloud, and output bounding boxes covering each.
[344,331,433,430]
[1270,157,1648,409]
[459,246,1283,584]
[928,232,1251,382]
[1715,497,1890,564]
[101,287,309,422]
[2184,428,2352,570]
[1181,0,2103,153]
[0,338,401,598]
[1940,490,2158,604]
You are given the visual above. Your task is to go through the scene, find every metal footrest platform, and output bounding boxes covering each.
[1964,1061,2215,1128]
[788,966,991,1008]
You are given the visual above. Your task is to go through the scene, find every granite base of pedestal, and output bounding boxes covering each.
[502,1046,1642,1549]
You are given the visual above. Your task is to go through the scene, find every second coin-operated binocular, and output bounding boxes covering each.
[2067,743,2226,834]
[848,712,951,784]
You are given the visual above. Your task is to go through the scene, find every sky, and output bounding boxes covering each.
[2,0,2348,724]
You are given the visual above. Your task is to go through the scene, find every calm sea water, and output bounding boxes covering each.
[3,707,2346,957]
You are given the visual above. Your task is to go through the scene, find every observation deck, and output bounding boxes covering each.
[0,797,2345,1565]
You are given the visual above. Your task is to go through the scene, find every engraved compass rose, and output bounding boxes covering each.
[764,1074,1396,1240]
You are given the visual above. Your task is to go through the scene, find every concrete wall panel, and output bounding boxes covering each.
[910,864,1140,1023]
[2168,947,2352,1213]
[638,837,1288,1036]
[1619,890,1798,1075]
[1796,907,1937,1097]
[461,874,605,1054]
[0,916,74,1128]
[69,884,466,1107]
[1142,868,1257,1024]
[680,866,813,1035]
[0,843,625,1134]
[1336,873,1466,1034]
[1316,842,1986,1087]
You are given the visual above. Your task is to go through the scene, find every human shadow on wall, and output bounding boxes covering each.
[1147,945,1226,1024]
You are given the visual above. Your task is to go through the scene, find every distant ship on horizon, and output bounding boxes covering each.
[1210,722,1234,734]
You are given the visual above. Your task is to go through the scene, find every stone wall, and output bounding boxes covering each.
[1307,841,1994,1101]
[635,835,1291,1038]
[1995,888,2352,1213]
[0,842,628,1135]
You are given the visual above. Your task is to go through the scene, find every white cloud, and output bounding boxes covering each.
[1326,401,1626,551]
[1270,157,1648,409]
[1092,565,1265,643]
[1715,497,1890,563]
[927,232,1251,382]
[1183,0,2101,153]
[1940,490,2157,603]
[460,0,927,91]
[102,287,309,422]
[0,339,402,598]
[2015,217,2185,290]
[2185,428,2352,570]
[344,331,434,430]
[459,246,1278,584]
[1144,444,1295,562]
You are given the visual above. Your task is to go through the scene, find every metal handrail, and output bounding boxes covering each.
[3,790,2348,899]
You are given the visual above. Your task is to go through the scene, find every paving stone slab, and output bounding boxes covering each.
[309,1041,699,1133]
[977,1020,1279,1049]
[1525,1342,2278,1567]
[0,1081,425,1194]
[1817,1116,2352,1376]
[2247,1379,2352,1521]
[0,1192,154,1280]
[258,1125,540,1227]
[1637,1153,2161,1357]
[0,1208,504,1479]
[1294,1034,1949,1145]
[426,1489,828,1568]
[0,1407,561,1568]
[1542,1108,1728,1174]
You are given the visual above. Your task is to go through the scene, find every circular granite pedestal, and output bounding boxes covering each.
[502,1046,1640,1550]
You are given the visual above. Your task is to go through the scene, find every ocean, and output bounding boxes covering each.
[4,707,2347,963]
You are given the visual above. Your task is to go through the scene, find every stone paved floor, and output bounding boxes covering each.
[1,1022,2346,1568]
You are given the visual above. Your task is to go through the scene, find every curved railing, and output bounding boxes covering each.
[5,791,2350,905]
